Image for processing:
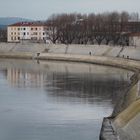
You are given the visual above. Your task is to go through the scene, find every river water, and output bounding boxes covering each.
[0,59,132,140]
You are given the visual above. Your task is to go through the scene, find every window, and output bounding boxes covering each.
[11,37,13,40]
[43,32,45,35]
[31,28,33,30]
[23,28,26,30]
[18,28,20,31]
[23,32,26,35]
[33,32,37,35]
[36,28,37,30]
[18,37,20,40]
[11,32,13,35]
[31,37,37,40]
[27,32,29,35]
[14,32,16,35]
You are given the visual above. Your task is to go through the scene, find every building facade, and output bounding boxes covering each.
[7,22,48,43]
[129,33,140,47]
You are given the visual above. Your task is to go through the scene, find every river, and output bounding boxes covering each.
[0,59,132,140]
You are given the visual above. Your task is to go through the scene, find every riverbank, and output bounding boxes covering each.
[0,52,140,72]
[0,43,140,61]
[0,44,140,139]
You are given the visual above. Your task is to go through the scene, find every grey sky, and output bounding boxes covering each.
[0,0,139,20]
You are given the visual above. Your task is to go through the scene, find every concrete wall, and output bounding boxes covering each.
[0,43,140,61]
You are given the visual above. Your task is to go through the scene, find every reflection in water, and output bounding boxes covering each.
[45,73,129,105]
[0,59,132,140]
[7,68,44,88]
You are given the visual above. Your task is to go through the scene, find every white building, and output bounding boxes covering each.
[7,22,49,43]
[129,33,140,47]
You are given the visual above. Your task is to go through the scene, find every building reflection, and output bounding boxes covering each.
[5,63,131,105]
[7,68,45,88]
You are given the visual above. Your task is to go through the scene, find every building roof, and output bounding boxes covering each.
[128,32,140,37]
[8,22,47,27]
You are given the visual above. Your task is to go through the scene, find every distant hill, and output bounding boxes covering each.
[0,17,32,25]
[0,25,7,29]
[0,17,33,29]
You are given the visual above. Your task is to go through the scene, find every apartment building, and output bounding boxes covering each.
[7,22,48,42]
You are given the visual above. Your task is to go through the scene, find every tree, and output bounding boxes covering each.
[0,29,7,42]
[46,11,140,45]
[46,14,60,44]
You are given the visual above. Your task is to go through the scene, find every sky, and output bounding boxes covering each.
[0,0,139,20]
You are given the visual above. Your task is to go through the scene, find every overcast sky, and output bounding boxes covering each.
[0,0,139,20]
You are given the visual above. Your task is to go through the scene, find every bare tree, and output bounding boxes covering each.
[46,11,140,45]
[0,29,7,42]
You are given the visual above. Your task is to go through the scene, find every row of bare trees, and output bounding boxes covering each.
[0,28,7,42]
[46,12,139,45]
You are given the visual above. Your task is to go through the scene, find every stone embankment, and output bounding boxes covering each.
[0,43,140,60]
[0,52,139,71]
[0,43,140,140]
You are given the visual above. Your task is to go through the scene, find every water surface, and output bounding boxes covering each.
[0,59,132,140]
